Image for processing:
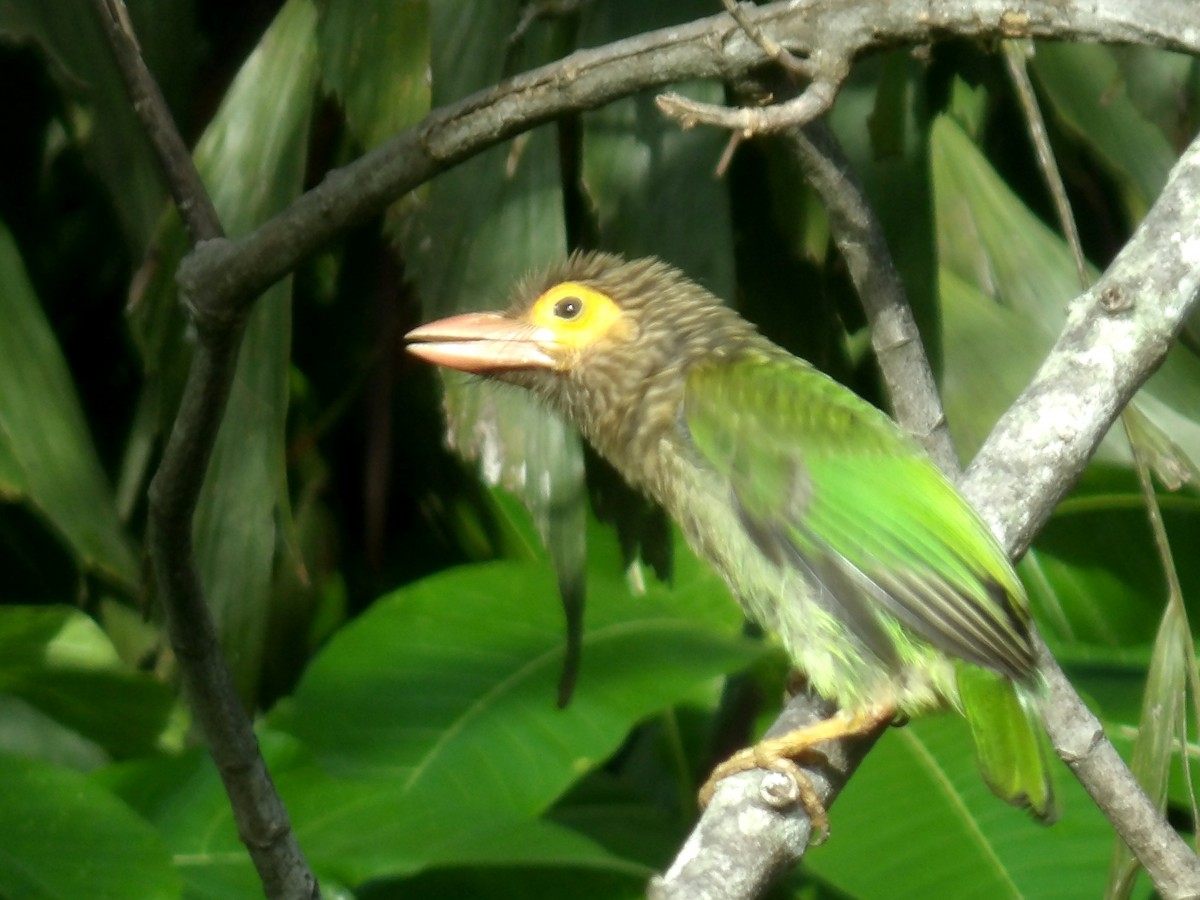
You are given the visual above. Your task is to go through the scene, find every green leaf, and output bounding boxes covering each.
[273,553,752,786]
[128,0,320,702]
[0,695,107,772]
[268,519,756,881]
[0,753,180,899]
[1107,597,1190,897]
[0,0,170,253]
[939,269,1049,463]
[286,768,646,885]
[1031,44,1177,220]
[0,222,138,590]
[100,746,271,900]
[579,0,735,298]
[318,0,430,150]
[1020,465,1200,648]
[806,714,1118,899]
[933,114,1200,481]
[0,606,175,759]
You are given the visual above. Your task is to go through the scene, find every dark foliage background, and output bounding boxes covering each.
[0,0,1197,896]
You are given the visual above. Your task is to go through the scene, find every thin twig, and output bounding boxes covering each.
[660,0,843,136]
[92,0,222,242]
[657,73,843,135]
[1002,41,1089,285]
[720,0,813,78]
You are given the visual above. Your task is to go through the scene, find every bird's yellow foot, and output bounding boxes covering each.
[699,704,896,842]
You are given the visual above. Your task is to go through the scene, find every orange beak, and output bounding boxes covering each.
[405,312,559,372]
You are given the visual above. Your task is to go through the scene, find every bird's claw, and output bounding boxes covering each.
[698,750,831,843]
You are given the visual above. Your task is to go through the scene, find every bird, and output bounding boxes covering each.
[406,251,1055,832]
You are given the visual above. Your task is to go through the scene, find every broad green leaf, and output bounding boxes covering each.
[0,694,107,772]
[268,518,757,880]
[318,0,430,150]
[0,753,180,899]
[286,768,647,885]
[100,744,283,900]
[549,771,692,870]
[806,713,1120,899]
[939,269,1049,463]
[0,222,138,589]
[932,115,1084,334]
[0,606,174,759]
[272,552,753,787]
[933,115,1200,479]
[101,731,643,892]
[129,0,319,702]
[1019,464,1200,647]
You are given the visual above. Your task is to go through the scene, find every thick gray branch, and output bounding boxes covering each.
[655,120,1200,900]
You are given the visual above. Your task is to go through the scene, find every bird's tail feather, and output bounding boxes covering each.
[956,662,1057,823]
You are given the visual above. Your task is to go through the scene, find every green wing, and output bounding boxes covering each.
[683,356,1034,680]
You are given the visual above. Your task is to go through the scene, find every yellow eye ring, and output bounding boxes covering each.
[529,282,628,349]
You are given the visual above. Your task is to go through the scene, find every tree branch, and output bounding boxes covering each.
[91,0,222,243]
[91,2,318,897]
[656,120,1200,900]
[774,119,958,472]
[93,1,1200,897]
[176,0,1200,324]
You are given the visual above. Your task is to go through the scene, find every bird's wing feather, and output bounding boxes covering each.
[683,356,1033,679]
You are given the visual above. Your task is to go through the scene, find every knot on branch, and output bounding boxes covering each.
[176,238,249,334]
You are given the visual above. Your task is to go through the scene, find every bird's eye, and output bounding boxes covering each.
[553,296,583,320]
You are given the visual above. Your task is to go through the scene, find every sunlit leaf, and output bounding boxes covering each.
[0,606,174,759]
[319,0,430,150]
[267,515,756,881]
[932,115,1200,482]
[129,0,320,702]
[1031,44,1177,220]
[807,713,1118,899]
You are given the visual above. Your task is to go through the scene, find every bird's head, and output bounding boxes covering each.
[407,252,757,417]
[407,253,762,467]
